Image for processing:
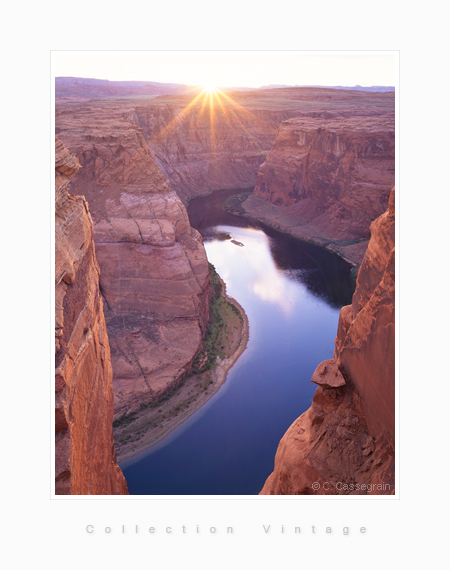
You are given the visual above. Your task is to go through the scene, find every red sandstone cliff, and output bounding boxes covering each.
[133,101,300,202]
[242,113,394,265]
[55,138,128,495]
[136,90,394,205]
[55,104,210,419]
[260,188,395,495]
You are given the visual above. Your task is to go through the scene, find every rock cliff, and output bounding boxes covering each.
[55,104,210,419]
[133,100,301,203]
[134,89,394,206]
[240,112,394,265]
[260,188,395,495]
[55,138,128,495]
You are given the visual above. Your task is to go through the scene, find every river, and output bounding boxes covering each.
[120,189,355,495]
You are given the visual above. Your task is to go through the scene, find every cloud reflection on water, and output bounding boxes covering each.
[205,225,303,318]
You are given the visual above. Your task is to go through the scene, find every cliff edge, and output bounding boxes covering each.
[55,137,128,494]
[260,188,395,495]
[55,104,210,421]
[240,114,394,266]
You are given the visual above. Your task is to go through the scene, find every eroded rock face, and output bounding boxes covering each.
[245,113,394,265]
[260,188,395,495]
[133,101,301,203]
[56,88,394,224]
[55,105,210,418]
[133,89,394,206]
[55,138,128,495]
[337,189,395,439]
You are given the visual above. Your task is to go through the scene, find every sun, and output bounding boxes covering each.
[203,84,219,95]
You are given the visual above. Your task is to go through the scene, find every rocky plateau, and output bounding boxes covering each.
[57,88,394,216]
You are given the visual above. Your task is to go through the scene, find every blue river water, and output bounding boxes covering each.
[120,189,354,495]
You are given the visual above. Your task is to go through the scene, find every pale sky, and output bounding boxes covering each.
[53,52,396,89]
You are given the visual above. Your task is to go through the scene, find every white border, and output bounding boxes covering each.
[8,3,446,561]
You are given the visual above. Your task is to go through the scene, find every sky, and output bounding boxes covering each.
[53,51,396,89]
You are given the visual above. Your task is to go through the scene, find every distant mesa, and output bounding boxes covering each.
[55,76,195,98]
[55,77,395,100]
[247,84,394,92]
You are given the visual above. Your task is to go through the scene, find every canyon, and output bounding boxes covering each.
[56,88,394,224]
[260,188,395,495]
[55,138,128,494]
[55,84,395,494]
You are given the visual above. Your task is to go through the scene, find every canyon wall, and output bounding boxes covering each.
[260,188,395,495]
[240,113,394,266]
[134,89,394,206]
[55,138,128,495]
[133,101,301,203]
[58,89,395,207]
[55,103,210,419]
[56,86,394,222]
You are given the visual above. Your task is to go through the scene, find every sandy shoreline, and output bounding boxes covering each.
[116,276,249,465]
[225,193,367,268]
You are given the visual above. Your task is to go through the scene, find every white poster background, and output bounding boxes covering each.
[3,3,446,568]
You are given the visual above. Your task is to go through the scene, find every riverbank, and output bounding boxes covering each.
[115,267,249,464]
[224,192,368,270]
